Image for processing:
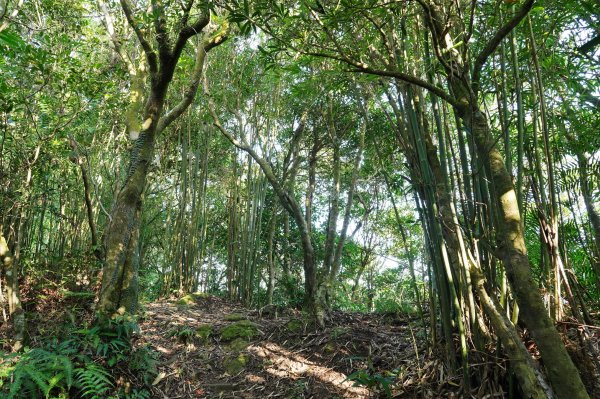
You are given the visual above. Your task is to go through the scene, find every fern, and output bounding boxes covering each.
[1,317,144,399]
[75,363,114,399]
[8,365,24,399]
[3,348,74,399]
[128,346,158,385]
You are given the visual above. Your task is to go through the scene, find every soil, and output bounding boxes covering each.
[136,295,462,399]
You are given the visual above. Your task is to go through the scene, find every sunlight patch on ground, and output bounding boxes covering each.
[248,342,370,398]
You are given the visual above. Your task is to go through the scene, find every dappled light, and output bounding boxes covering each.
[1,0,599,398]
[248,342,370,398]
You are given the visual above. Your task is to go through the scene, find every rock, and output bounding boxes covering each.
[175,292,209,306]
[176,294,195,306]
[227,337,250,352]
[223,354,248,374]
[195,324,213,344]
[220,320,259,341]
[224,313,247,321]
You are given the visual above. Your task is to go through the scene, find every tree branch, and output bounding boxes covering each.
[99,0,136,74]
[0,0,23,33]
[577,34,600,56]
[151,0,172,63]
[157,27,228,134]
[304,50,458,107]
[179,0,195,28]
[173,12,210,60]
[204,73,287,205]
[472,0,535,93]
[119,0,158,75]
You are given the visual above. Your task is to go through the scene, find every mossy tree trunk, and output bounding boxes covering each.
[417,0,590,396]
[97,0,227,315]
[0,232,24,351]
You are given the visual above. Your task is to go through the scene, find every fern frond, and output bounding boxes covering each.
[8,367,24,399]
[22,364,50,396]
[75,364,114,398]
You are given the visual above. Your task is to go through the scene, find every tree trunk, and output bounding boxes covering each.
[463,106,589,399]
[577,152,600,290]
[97,1,226,313]
[98,94,163,314]
[266,209,277,306]
[0,233,24,351]
[471,265,549,399]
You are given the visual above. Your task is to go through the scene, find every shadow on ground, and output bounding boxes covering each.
[136,295,460,398]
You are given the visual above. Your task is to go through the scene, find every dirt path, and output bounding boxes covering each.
[135,295,456,398]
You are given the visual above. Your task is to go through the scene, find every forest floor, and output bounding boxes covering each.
[5,288,600,398]
[136,294,461,399]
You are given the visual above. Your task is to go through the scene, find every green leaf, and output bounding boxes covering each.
[0,30,25,49]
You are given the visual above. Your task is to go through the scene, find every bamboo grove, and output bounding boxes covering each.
[0,0,599,397]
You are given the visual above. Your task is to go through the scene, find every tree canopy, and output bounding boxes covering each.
[1,0,599,398]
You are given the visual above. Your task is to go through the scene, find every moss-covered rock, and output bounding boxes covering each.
[223,354,248,375]
[176,294,196,306]
[195,324,213,344]
[220,320,259,341]
[175,292,208,307]
[286,319,304,333]
[224,313,247,321]
[226,337,250,352]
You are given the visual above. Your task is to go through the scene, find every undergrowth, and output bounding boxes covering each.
[0,315,158,399]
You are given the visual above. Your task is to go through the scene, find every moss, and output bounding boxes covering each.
[224,313,247,321]
[220,320,259,341]
[330,327,351,340]
[223,354,247,375]
[176,294,196,306]
[195,324,213,344]
[324,342,336,353]
[226,338,250,352]
[286,319,304,333]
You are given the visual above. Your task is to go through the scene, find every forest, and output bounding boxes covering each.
[0,0,599,397]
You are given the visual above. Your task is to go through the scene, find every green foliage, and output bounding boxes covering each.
[220,320,259,341]
[1,348,73,399]
[167,326,196,344]
[285,319,304,333]
[346,361,398,398]
[224,313,247,321]
[223,354,248,375]
[128,346,159,386]
[0,317,155,399]
[74,364,113,399]
[195,325,213,344]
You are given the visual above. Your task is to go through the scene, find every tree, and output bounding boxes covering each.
[233,0,591,396]
[96,0,227,314]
